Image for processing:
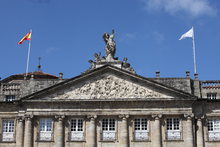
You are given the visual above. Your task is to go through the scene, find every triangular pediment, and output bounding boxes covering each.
[48,74,172,100]
[23,65,194,101]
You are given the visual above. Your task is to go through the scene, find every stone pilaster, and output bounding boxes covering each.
[196,117,204,147]
[24,115,33,147]
[16,116,24,147]
[55,115,65,147]
[119,115,129,147]
[184,114,194,147]
[86,115,97,147]
[151,114,162,147]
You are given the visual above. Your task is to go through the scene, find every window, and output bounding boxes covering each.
[102,118,116,141]
[39,118,53,141]
[208,120,220,141]
[5,95,15,102]
[70,119,84,141]
[134,118,149,141]
[166,118,181,140]
[207,93,217,100]
[2,120,15,141]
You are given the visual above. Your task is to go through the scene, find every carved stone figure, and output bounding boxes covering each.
[103,30,116,59]
[54,75,171,99]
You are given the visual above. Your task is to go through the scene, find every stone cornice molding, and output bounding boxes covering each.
[152,114,162,120]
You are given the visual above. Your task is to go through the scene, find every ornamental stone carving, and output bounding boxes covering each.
[54,75,172,99]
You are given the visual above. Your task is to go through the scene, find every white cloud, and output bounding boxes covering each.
[142,0,216,17]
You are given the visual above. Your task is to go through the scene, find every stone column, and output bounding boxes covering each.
[184,114,194,147]
[55,115,65,147]
[24,115,33,147]
[151,114,162,147]
[119,115,129,147]
[86,115,97,147]
[16,117,24,147]
[196,117,204,147]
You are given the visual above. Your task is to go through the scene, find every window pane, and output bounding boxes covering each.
[78,119,83,131]
[167,118,172,130]
[134,119,141,130]
[135,118,147,131]
[167,118,180,131]
[102,118,115,131]
[71,119,83,132]
[5,95,16,102]
[141,119,147,130]
[3,120,14,133]
[40,119,52,132]
[207,93,217,100]
[102,119,108,131]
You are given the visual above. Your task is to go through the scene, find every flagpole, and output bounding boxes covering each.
[25,29,32,76]
[192,27,197,74]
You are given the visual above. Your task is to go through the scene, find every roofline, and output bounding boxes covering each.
[20,65,197,101]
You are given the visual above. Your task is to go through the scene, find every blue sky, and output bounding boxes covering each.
[0,0,220,80]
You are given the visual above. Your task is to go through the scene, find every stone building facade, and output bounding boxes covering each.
[1,32,220,147]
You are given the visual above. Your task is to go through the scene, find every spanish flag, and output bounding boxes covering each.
[18,32,32,44]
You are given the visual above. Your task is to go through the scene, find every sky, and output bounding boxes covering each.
[0,0,220,80]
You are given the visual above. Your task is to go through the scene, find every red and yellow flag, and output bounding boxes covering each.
[18,32,32,45]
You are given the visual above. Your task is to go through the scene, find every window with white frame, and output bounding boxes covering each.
[39,118,53,141]
[207,93,217,100]
[134,118,149,141]
[2,120,15,141]
[166,118,181,140]
[208,119,220,141]
[102,118,116,141]
[70,119,84,141]
[5,95,16,102]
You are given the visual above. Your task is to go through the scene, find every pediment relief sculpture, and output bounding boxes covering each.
[52,75,172,99]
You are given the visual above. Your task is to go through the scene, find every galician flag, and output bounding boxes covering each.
[179,27,194,40]
[18,31,32,44]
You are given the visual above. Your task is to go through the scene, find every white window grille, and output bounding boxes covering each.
[2,120,15,141]
[166,118,181,140]
[134,118,149,141]
[39,118,53,141]
[208,120,220,141]
[102,118,116,141]
[207,93,217,100]
[5,95,15,102]
[70,119,84,141]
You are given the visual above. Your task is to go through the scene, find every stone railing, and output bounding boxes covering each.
[166,131,182,140]
[37,132,54,141]
[208,131,220,141]
[133,131,149,141]
[101,131,116,141]
[0,132,15,142]
[202,81,220,89]
[68,131,85,141]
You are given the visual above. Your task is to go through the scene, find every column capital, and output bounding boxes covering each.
[16,116,24,122]
[184,113,194,120]
[152,114,162,120]
[195,115,205,121]
[24,115,33,121]
[55,115,65,121]
[87,115,97,121]
[119,114,129,120]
